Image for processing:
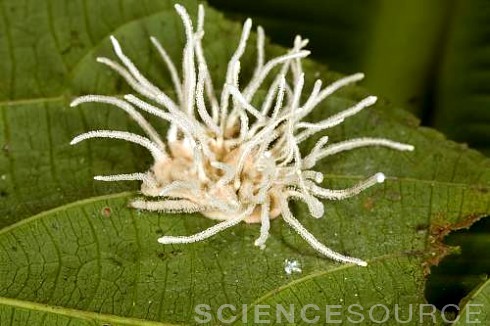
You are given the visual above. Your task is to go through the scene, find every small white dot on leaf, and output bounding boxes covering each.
[284,259,302,275]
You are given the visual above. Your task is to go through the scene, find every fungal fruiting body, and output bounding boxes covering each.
[70,4,414,267]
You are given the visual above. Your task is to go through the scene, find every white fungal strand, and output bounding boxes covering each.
[70,130,166,161]
[280,196,367,266]
[94,173,157,188]
[308,173,386,200]
[157,206,254,244]
[131,198,206,213]
[150,36,183,103]
[70,4,414,267]
[254,197,271,249]
[70,95,165,150]
[295,96,379,144]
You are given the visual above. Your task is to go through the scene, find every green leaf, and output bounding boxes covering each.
[0,0,489,325]
[0,0,201,227]
[454,278,490,325]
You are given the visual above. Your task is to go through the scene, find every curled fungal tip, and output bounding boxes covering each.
[375,173,386,183]
[315,173,323,183]
[174,3,186,14]
[109,35,121,51]
[366,95,378,105]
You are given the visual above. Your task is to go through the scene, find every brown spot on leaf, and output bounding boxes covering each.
[423,213,485,275]
[156,252,166,260]
[101,207,112,217]
[473,185,488,194]
[416,223,428,231]
[363,197,374,211]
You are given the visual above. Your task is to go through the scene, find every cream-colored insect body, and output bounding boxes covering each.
[70,4,414,267]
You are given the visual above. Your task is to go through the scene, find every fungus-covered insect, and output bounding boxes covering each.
[70,4,413,266]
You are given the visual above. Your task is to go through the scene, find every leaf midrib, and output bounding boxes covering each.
[0,171,486,324]
[230,251,418,324]
[0,191,133,236]
[1,173,486,237]
[0,295,176,326]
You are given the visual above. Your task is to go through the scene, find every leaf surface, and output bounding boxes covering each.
[0,0,489,324]
[454,278,490,325]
